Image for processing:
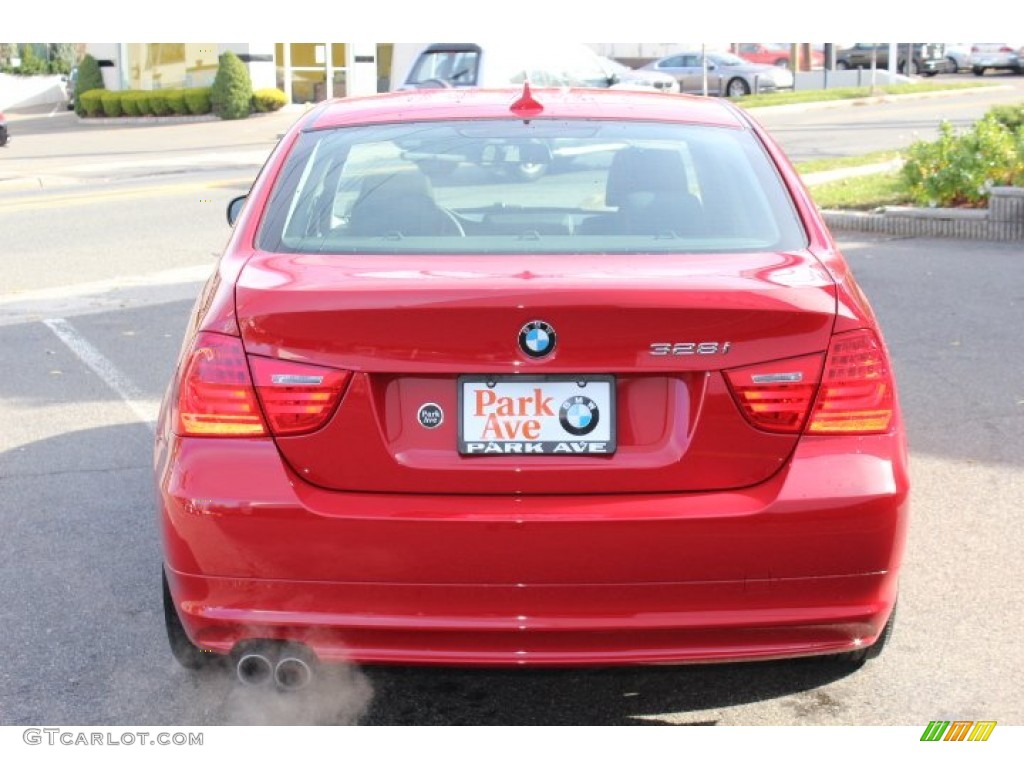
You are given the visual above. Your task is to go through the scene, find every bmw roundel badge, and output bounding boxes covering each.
[559,395,599,436]
[518,320,556,358]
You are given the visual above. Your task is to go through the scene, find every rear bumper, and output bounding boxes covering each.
[156,431,909,666]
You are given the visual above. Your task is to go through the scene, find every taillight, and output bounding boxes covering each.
[725,353,824,434]
[176,332,267,436]
[249,356,351,436]
[726,329,896,436]
[808,329,894,434]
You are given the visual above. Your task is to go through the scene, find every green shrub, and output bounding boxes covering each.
[17,44,46,75]
[902,115,1024,207]
[986,103,1024,131]
[80,88,106,118]
[74,54,105,115]
[148,91,170,116]
[252,87,287,113]
[184,87,212,115]
[210,51,252,120]
[165,89,188,115]
[100,91,122,118]
[119,91,138,116]
[135,92,152,116]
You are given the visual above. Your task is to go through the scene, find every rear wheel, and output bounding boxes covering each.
[163,569,216,670]
[836,60,850,70]
[510,160,550,182]
[973,66,986,76]
[838,602,896,668]
[726,77,751,97]
[898,59,919,76]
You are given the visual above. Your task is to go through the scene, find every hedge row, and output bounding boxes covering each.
[79,88,213,118]
[78,86,287,119]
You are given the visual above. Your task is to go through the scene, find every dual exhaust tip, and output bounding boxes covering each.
[235,642,315,691]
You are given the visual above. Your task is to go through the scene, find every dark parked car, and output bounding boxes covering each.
[835,43,945,76]
[0,111,9,147]
[641,51,794,97]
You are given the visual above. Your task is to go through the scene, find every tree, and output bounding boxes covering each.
[210,51,253,120]
[0,43,16,69]
[74,54,105,115]
[18,43,44,74]
[50,43,77,74]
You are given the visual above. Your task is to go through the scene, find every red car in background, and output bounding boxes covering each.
[734,43,824,69]
[156,84,908,688]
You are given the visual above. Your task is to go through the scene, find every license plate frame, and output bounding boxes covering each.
[458,375,616,456]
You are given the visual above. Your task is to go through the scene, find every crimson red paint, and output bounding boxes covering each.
[157,87,907,671]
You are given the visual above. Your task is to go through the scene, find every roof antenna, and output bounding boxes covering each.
[509,81,543,121]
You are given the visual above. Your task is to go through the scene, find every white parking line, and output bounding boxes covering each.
[43,318,159,430]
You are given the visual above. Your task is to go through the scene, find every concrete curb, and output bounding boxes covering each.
[745,85,1013,116]
[73,106,306,127]
[76,114,219,126]
[802,160,904,187]
[823,187,1024,241]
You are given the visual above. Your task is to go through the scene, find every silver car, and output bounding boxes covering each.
[970,43,1023,76]
[598,56,680,93]
[641,51,794,97]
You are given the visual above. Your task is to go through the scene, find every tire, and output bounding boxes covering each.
[163,568,217,670]
[973,66,986,76]
[839,602,896,667]
[922,71,938,77]
[510,160,549,182]
[836,59,850,70]
[898,60,919,76]
[726,77,751,98]
[946,56,959,73]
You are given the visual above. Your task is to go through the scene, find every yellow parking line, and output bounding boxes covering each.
[0,177,253,213]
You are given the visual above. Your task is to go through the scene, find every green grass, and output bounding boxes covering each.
[794,150,902,174]
[736,81,995,109]
[808,171,912,210]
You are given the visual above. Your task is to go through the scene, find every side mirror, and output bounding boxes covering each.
[227,195,247,227]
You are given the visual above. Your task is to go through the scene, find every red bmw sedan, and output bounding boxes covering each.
[156,85,908,687]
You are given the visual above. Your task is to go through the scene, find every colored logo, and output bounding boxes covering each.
[417,403,444,429]
[920,721,996,742]
[519,321,556,358]
[559,395,599,436]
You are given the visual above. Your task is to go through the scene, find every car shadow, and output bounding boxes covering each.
[169,642,862,726]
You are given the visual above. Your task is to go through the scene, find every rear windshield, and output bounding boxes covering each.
[407,48,481,86]
[257,118,807,255]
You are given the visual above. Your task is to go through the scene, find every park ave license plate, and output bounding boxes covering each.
[459,376,616,455]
